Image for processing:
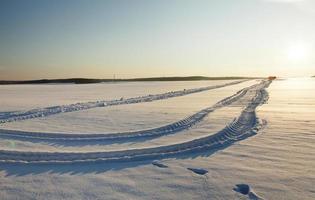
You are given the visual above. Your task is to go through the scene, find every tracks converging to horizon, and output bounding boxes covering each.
[0,80,246,124]
[0,79,271,164]
[0,82,254,141]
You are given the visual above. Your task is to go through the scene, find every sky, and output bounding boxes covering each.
[0,0,314,80]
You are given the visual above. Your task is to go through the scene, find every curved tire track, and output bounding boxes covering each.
[0,80,271,164]
[0,80,247,124]
[0,83,253,141]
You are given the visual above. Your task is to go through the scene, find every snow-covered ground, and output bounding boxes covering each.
[0,78,314,199]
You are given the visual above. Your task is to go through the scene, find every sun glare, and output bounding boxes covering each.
[287,42,310,62]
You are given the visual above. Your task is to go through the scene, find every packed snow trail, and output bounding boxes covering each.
[0,80,271,164]
[0,82,259,141]
[0,80,246,124]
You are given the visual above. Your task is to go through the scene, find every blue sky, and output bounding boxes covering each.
[0,0,314,80]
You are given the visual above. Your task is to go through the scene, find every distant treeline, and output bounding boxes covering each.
[0,76,261,85]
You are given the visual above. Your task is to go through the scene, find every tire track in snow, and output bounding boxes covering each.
[0,80,247,124]
[0,82,257,142]
[0,80,271,164]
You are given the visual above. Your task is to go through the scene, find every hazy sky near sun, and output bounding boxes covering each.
[0,0,314,80]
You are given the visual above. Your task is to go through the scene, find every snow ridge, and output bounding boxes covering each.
[0,80,246,124]
[0,80,271,164]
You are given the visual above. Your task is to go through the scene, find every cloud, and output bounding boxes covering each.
[295,1,315,14]
[262,0,315,14]
[263,0,305,3]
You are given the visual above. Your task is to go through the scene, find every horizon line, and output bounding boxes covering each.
[0,76,266,85]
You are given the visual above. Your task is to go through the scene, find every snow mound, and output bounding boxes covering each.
[187,168,208,175]
[234,184,264,200]
[152,160,168,168]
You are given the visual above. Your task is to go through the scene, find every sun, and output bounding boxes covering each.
[287,42,310,62]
